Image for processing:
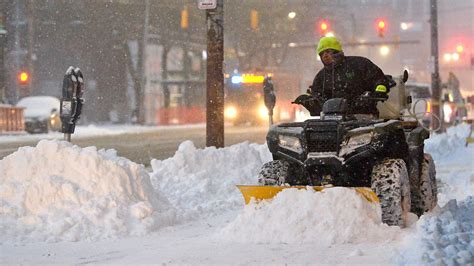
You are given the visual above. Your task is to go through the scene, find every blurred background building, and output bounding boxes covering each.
[0,0,472,124]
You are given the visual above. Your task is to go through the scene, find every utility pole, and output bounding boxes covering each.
[138,0,150,124]
[12,1,23,102]
[0,14,6,103]
[26,0,34,96]
[161,44,170,108]
[430,0,442,131]
[181,6,191,107]
[206,0,224,148]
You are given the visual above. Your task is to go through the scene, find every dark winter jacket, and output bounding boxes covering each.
[310,56,390,115]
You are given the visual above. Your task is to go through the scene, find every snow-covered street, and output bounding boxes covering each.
[0,124,473,265]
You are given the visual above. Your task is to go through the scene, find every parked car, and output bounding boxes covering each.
[16,96,61,133]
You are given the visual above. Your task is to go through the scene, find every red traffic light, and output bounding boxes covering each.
[376,19,386,37]
[320,22,328,31]
[377,20,386,29]
[317,20,330,36]
[19,71,29,84]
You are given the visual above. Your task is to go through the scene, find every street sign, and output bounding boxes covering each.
[198,0,216,10]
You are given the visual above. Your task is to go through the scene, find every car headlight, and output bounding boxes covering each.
[278,135,303,153]
[339,132,373,156]
[258,105,268,121]
[225,106,238,119]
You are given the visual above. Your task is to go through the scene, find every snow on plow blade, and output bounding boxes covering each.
[237,185,379,204]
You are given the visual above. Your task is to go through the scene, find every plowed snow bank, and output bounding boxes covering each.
[150,140,271,220]
[0,140,176,243]
[398,124,474,264]
[425,123,470,161]
[425,124,474,205]
[399,197,474,265]
[219,187,400,245]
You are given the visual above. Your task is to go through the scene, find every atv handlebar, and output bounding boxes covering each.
[293,92,387,106]
[292,94,322,105]
[292,94,323,116]
[292,91,387,117]
[359,91,388,102]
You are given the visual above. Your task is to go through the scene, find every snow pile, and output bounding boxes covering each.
[425,124,470,161]
[0,140,176,243]
[219,187,400,245]
[435,143,474,205]
[397,125,474,264]
[398,197,474,265]
[426,124,474,205]
[150,140,271,220]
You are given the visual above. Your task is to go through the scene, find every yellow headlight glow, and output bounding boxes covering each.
[225,106,238,119]
[258,105,268,121]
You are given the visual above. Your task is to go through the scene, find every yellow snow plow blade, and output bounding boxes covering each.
[237,185,379,204]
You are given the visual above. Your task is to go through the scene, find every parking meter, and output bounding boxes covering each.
[263,76,276,126]
[60,66,84,141]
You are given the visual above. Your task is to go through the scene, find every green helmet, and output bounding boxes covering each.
[317,36,343,55]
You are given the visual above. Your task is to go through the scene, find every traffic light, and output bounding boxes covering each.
[18,71,29,85]
[318,20,330,36]
[376,19,386,37]
[250,9,258,30]
[181,8,189,30]
[17,70,31,97]
[444,44,466,63]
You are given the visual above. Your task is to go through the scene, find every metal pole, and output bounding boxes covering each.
[12,1,21,101]
[138,0,150,124]
[26,0,34,96]
[182,7,190,107]
[0,23,5,103]
[206,0,224,148]
[430,0,442,131]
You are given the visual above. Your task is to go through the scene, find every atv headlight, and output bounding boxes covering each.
[278,135,302,153]
[339,132,373,156]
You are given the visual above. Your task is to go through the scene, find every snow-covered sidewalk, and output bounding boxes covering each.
[0,123,206,144]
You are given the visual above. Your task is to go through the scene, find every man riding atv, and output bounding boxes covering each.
[296,36,390,117]
[244,37,438,227]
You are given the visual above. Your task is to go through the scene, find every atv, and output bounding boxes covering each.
[239,71,437,227]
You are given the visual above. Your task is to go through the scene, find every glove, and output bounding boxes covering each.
[375,85,389,101]
[292,94,313,104]
[375,84,387,93]
[293,94,322,116]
